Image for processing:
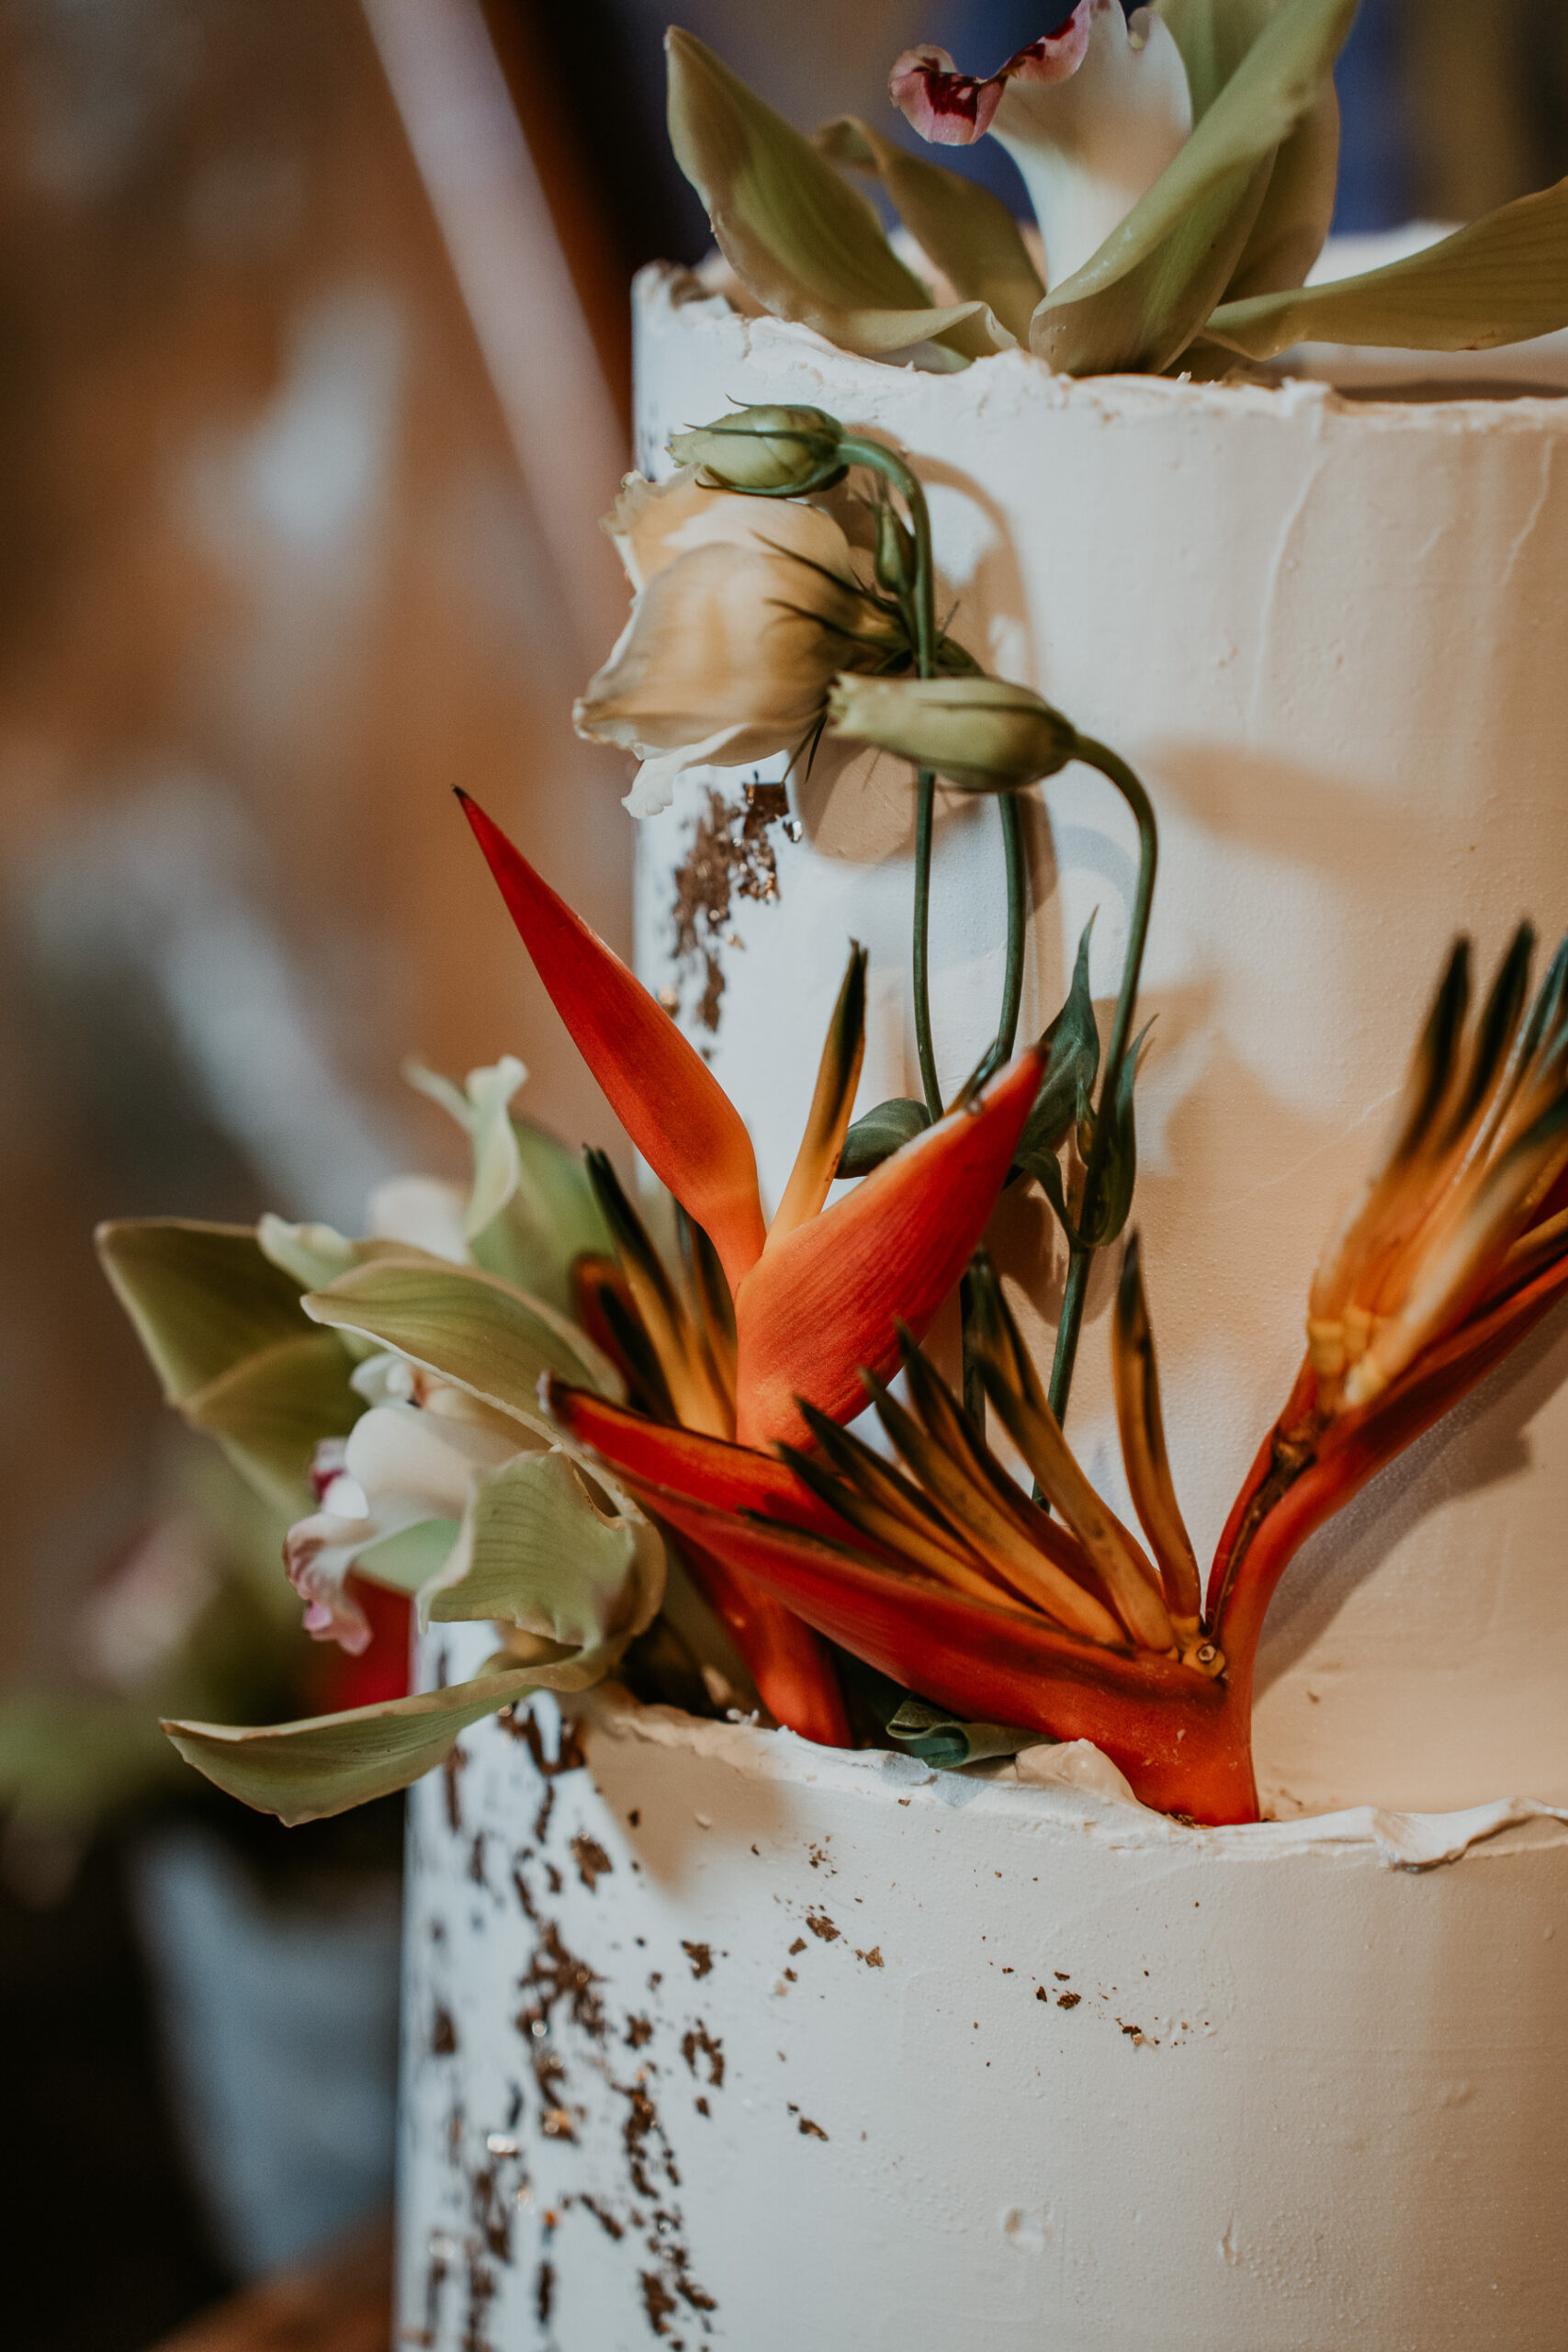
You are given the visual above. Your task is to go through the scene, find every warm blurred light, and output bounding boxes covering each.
[362,0,627,666]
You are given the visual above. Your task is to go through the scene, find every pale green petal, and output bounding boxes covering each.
[1205,176,1568,359]
[302,1257,625,1419]
[460,1057,530,1236]
[354,1517,461,1594]
[425,1450,663,1688]
[1158,0,1341,300]
[400,1056,472,1127]
[256,1214,359,1293]
[164,1663,551,1825]
[470,1120,613,1317]
[1032,0,1357,374]
[816,116,1040,345]
[667,28,1010,363]
[183,1331,363,1515]
[97,1219,310,1401]
[97,1219,360,1510]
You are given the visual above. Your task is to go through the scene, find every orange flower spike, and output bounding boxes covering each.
[732,1046,1043,1447]
[458,792,767,1294]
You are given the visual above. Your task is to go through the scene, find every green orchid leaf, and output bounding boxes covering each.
[354,1518,461,1595]
[1016,918,1100,1170]
[816,116,1041,345]
[97,1219,310,1402]
[1224,72,1338,302]
[1156,0,1277,115]
[424,1452,663,1686]
[1206,175,1568,359]
[182,1332,365,1515]
[837,1097,931,1179]
[1081,1022,1154,1250]
[1032,0,1357,375]
[667,27,1008,364]
[886,1695,1049,1769]
[1159,0,1342,303]
[302,1256,624,1421]
[163,1662,557,1826]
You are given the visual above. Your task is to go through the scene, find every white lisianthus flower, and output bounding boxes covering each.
[573,469,904,818]
[892,1,1192,292]
[285,1357,532,1653]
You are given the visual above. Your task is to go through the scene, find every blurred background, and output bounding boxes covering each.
[1,4,1564,2346]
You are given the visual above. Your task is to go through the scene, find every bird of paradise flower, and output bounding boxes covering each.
[468,781,1568,1826]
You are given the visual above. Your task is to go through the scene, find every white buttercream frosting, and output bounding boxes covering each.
[398,1667,1568,2348]
[629,248,1568,1818]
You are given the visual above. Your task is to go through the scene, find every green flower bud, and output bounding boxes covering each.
[873,503,917,600]
[826,674,1080,793]
[668,405,847,494]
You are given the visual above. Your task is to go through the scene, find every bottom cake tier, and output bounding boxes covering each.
[397,1669,1567,2352]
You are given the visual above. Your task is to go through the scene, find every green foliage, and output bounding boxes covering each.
[816,116,1043,345]
[1207,175,1568,358]
[164,1662,552,1826]
[837,1097,931,1180]
[405,1056,611,1317]
[96,1220,362,1512]
[1030,0,1357,373]
[665,28,1010,365]
[885,1694,1050,1768]
[658,2,1568,378]
[1078,1022,1152,1250]
[302,1256,622,1428]
[425,1452,663,1676]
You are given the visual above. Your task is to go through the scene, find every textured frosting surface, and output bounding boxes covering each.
[398,1665,1568,2349]
[630,260,1568,1815]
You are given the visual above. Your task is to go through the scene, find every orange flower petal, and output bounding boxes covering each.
[618,1486,1245,1819]
[733,1047,1043,1447]
[459,795,766,1293]
[545,1381,852,1746]
[546,1380,849,1539]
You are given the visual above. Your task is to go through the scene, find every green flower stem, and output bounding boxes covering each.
[840,435,1030,1429]
[837,438,934,672]
[840,439,945,1132]
[995,790,1027,1062]
[912,772,942,1123]
[1047,737,1159,1427]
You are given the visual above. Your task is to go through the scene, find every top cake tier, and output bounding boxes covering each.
[629,259,1568,1817]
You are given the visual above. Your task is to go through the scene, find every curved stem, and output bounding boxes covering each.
[1046,738,1159,1427]
[837,438,934,673]
[912,772,942,1123]
[995,791,1027,1062]
[840,440,944,1128]
[841,436,1027,1428]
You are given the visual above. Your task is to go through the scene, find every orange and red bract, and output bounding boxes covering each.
[459,794,1042,1746]
[550,1228,1568,1824]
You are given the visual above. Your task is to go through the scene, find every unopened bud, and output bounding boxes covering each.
[826,673,1079,792]
[874,504,917,599]
[669,405,846,494]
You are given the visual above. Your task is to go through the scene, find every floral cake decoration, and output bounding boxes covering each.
[95,5,1568,1828]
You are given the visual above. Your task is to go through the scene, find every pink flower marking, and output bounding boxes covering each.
[890,6,1095,146]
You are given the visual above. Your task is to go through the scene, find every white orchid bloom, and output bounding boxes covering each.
[285,1359,532,1653]
[573,469,902,818]
[892,1,1192,293]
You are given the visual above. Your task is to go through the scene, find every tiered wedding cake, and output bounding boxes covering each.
[394,258,1568,2349]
